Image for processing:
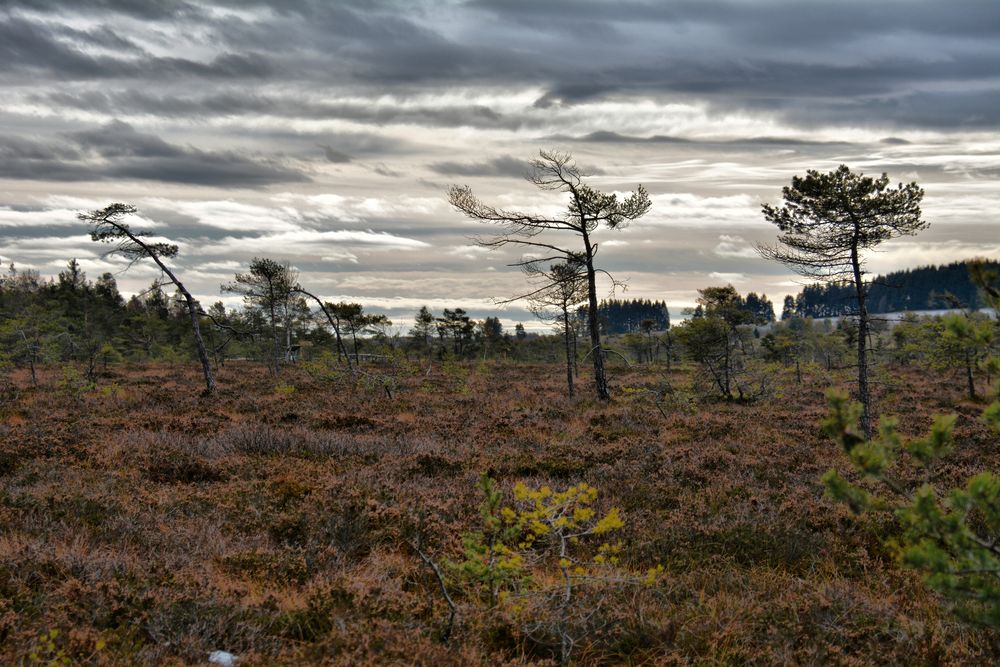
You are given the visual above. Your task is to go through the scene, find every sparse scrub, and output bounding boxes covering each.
[0,360,997,664]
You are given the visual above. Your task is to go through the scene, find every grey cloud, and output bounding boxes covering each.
[321,145,352,163]
[0,121,308,186]
[0,0,200,19]
[103,154,307,187]
[547,131,695,144]
[548,131,855,150]
[230,128,414,161]
[428,155,530,178]
[0,134,83,161]
[470,0,1000,45]
[36,90,515,130]
[781,88,1000,131]
[0,15,273,81]
[6,1,999,131]
[68,120,183,158]
[371,163,402,177]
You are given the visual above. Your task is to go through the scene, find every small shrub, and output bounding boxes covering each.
[822,389,1000,625]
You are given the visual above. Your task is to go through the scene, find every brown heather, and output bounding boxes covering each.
[0,360,997,665]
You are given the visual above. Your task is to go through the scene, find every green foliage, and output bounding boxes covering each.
[507,479,658,665]
[448,475,661,665]
[907,414,957,466]
[440,357,470,394]
[27,629,71,666]
[450,474,529,605]
[56,364,95,398]
[274,382,297,396]
[822,389,1000,625]
[674,291,772,402]
[982,401,1000,431]
[299,350,351,382]
[887,311,996,398]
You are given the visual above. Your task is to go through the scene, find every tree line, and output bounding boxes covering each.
[581,298,671,334]
[0,256,528,389]
[0,155,940,415]
[783,260,1000,320]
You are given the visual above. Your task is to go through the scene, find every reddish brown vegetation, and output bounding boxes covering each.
[0,361,998,664]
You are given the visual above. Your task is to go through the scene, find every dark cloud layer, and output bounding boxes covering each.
[428,155,529,178]
[1,0,998,315]
[2,0,997,130]
[0,120,308,186]
[35,90,515,130]
[547,131,858,149]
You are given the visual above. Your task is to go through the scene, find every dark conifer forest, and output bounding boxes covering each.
[786,261,1000,318]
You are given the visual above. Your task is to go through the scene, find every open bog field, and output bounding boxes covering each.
[1,361,998,665]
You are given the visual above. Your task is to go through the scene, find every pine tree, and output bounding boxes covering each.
[81,203,216,394]
[756,166,926,437]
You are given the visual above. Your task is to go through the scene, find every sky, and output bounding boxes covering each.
[1,0,999,328]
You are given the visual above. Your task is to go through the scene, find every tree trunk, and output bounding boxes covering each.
[292,289,353,372]
[182,292,217,394]
[966,350,977,399]
[572,326,579,377]
[269,299,281,376]
[563,307,574,398]
[583,235,609,400]
[851,244,872,438]
[28,345,37,388]
[128,236,215,394]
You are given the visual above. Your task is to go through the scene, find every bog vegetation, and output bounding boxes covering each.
[2,160,1000,664]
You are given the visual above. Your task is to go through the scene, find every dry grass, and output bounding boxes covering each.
[0,360,998,664]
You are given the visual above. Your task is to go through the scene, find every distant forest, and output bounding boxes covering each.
[582,298,671,334]
[783,261,1000,319]
[3,258,995,377]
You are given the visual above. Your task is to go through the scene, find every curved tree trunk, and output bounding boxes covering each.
[148,257,216,394]
[139,248,216,395]
[966,350,977,399]
[182,292,217,394]
[292,288,353,372]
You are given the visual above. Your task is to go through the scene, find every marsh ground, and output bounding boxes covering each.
[1,360,997,664]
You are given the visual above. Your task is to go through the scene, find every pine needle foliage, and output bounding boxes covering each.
[822,390,1000,625]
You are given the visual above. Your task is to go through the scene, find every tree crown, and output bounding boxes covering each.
[79,203,179,265]
[447,150,650,266]
[756,165,926,283]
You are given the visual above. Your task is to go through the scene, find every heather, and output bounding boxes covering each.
[1,360,997,664]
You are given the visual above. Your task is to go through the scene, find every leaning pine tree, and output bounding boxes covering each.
[755,165,926,437]
[81,203,216,394]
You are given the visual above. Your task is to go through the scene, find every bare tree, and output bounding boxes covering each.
[80,203,216,394]
[522,260,588,398]
[755,165,926,437]
[448,150,650,400]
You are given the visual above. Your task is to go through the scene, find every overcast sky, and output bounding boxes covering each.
[2,0,999,327]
